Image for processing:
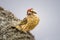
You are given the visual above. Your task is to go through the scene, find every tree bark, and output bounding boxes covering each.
[0,7,35,40]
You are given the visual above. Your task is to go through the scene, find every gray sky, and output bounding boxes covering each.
[0,0,60,40]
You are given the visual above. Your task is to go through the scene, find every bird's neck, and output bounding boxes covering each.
[27,14,37,17]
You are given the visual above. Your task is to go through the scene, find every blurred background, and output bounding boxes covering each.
[0,0,60,40]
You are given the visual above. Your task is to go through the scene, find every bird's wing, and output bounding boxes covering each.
[19,17,27,25]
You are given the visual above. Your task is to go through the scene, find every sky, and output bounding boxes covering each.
[0,0,60,40]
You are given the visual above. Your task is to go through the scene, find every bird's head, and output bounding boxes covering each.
[27,8,37,15]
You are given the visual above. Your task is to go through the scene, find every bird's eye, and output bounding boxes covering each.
[27,11,32,15]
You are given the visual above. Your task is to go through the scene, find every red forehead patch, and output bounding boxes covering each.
[27,8,33,11]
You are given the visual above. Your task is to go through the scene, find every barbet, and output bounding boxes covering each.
[16,8,40,32]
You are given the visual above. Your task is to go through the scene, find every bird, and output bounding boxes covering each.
[16,8,40,32]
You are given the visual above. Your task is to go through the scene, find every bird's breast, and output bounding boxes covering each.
[26,15,39,29]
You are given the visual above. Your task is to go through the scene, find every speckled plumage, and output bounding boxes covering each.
[16,8,40,32]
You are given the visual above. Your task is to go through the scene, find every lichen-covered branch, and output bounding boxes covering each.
[0,7,35,40]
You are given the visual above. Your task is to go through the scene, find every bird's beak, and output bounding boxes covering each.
[31,10,37,14]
